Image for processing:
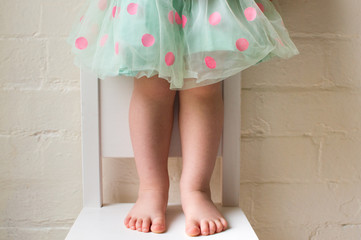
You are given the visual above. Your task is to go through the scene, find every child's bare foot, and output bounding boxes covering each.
[124,189,168,233]
[181,189,228,236]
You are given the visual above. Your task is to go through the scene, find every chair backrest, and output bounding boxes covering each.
[80,69,241,208]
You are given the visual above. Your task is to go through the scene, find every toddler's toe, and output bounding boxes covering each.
[209,221,216,235]
[142,218,151,232]
[186,219,201,236]
[215,219,223,233]
[150,217,166,233]
[124,215,131,228]
[220,217,228,230]
[129,217,137,230]
[136,218,143,231]
[200,220,210,236]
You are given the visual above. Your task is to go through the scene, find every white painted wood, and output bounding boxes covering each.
[65,203,258,240]
[99,76,134,157]
[80,69,103,208]
[222,73,241,207]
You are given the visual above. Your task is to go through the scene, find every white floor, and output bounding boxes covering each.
[65,203,258,240]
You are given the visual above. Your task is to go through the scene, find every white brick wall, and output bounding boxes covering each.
[0,0,360,239]
[239,0,361,239]
[0,0,84,239]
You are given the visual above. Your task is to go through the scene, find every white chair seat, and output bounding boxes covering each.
[65,203,258,240]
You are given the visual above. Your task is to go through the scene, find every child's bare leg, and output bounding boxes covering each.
[124,75,176,233]
[178,82,228,236]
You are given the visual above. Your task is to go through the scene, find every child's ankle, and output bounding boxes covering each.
[180,183,211,196]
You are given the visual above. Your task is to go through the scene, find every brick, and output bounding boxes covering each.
[46,38,80,83]
[324,38,361,88]
[0,0,41,35]
[312,224,361,240]
[239,183,255,224]
[0,179,82,227]
[280,0,361,35]
[0,133,82,185]
[252,183,361,226]
[0,135,43,180]
[241,90,361,135]
[321,132,361,182]
[0,228,69,240]
[40,1,87,37]
[0,89,81,132]
[39,132,82,181]
[253,225,313,240]
[0,39,45,88]
[243,37,361,90]
[240,136,319,182]
[242,37,326,89]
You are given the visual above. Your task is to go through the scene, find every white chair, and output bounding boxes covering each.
[65,69,259,239]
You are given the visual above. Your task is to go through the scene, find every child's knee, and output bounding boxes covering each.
[134,75,176,101]
[184,82,222,99]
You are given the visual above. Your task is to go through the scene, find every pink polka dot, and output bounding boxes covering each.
[257,3,265,13]
[244,7,257,21]
[127,3,138,15]
[168,11,174,24]
[175,12,182,25]
[75,37,88,50]
[112,6,117,18]
[182,15,187,28]
[98,0,107,11]
[209,12,221,26]
[80,16,84,22]
[205,56,216,69]
[165,52,175,66]
[115,42,120,55]
[142,34,155,47]
[236,38,249,51]
[100,34,108,47]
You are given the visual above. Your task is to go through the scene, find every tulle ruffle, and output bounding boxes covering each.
[67,0,299,90]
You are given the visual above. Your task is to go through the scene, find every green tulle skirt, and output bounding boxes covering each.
[67,0,300,90]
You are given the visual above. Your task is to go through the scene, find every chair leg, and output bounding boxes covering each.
[80,68,103,208]
[221,73,241,207]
